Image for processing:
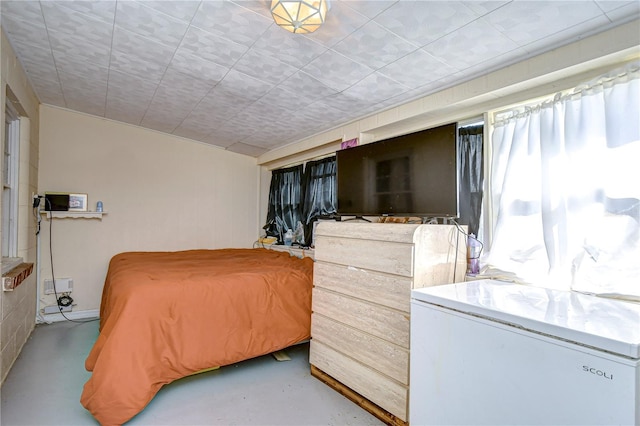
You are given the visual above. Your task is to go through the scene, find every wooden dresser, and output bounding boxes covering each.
[309,221,466,424]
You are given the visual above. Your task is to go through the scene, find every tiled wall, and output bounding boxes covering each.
[1,29,40,384]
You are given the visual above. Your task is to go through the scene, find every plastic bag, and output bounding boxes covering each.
[293,221,305,245]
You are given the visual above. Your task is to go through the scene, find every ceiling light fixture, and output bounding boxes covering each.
[270,0,330,34]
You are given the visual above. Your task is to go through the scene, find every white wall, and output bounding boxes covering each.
[38,106,259,312]
[0,29,40,384]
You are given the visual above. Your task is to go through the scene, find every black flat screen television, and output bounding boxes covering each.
[337,122,458,218]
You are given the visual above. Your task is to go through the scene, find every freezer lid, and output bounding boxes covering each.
[411,279,640,359]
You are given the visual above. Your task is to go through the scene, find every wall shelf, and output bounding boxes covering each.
[41,211,107,219]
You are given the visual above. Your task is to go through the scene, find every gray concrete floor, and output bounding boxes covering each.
[1,320,383,425]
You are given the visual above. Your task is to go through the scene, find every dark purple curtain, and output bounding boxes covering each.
[458,125,484,235]
[301,156,337,246]
[264,165,303,243]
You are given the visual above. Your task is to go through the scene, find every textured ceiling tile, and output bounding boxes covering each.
[22,60,60,89]
[304,1,370,48]
[191,1,273,47]
[300,100,352,125]
[373,1,479,46]
[1,16,49,47]
[196,89,254,118]
[231,0,273,19]
[378,49,458,89]
[236,101,289,123]
[462,0,510,16]
[2,0,635,158]
[48,30,112,68]
[232,48,298,85]
[210,123,256,142]
[111,26,176,64]
[276,71,337,99]
[199,130,237,146]
[33,86,66,107]
[41,2,114,45]
[180,26,249,68]
[109,26,177,81]
[109,50,168,83]
[56,60,109,86]
[54,0,116,23]
[341,0,397,19]
[106,71,158,115]
[144,97,194,123]
[215,69,274,101]
[519,16,612,56]
[258,86,318,112]
[601,2,640,21]
[64,87,107,117]
[303,50,374,92]
[139,0,201,22]
[62,80,108,100]
[332,21,418,70]
[373,84,432,111]
[320,92,373,114]
[179,112,227,131]
[8,40,55,70]
[0,1,45,25]
[224,111,266,131]
[252,25,329,68]
[30,77,63,96]
[115,1,189,47]
[242,131,292,149]
[455,47,532,84]
[168,49,230,86]
[424,18,520,71]
[342,72,410,104]
[485,1,605,46]
[155,68,215,100]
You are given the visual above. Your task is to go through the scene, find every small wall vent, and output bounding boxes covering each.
[44,278,73,294]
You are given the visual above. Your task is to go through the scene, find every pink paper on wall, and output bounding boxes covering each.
[341,138,358,149]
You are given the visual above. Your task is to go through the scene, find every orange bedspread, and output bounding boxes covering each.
[80,248,313,425]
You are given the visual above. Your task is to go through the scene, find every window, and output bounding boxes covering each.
[264,156,337,246]
[264,165,303,243]
[482,62,640,298]
[3,102,19,259]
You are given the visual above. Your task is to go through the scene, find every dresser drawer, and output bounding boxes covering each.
[312,313,409,384]
[313,262,412,312]
[314,235,414,277]
[312,288,409,348]
[310,340,408,421]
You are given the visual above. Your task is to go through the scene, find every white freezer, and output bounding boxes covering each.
[410,279,640,425]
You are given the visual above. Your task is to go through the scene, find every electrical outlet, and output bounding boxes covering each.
[44,278,73,294]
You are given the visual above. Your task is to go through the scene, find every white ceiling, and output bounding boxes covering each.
[2,1,639,157]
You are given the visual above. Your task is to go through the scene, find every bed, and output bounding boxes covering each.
[80,248,314,426]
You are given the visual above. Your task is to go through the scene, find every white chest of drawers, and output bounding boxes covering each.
[309,221,466,424]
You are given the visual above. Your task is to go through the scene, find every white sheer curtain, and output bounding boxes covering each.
[482,62,640,299]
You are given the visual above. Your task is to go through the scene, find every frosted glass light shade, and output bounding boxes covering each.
[270,0,329,34]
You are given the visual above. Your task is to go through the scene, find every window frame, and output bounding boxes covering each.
[3,101,20,260]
